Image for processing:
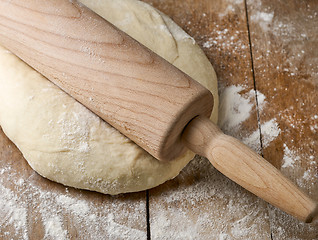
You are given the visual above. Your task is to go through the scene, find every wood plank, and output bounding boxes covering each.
[0,128,147,239]
[2,0,316,238]
[246,0,318,239]
[143,0,271,238]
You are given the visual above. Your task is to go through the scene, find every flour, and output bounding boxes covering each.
[202,0,248,55]
[56,106,95,153]
[150,157,270,239]
[281,143,317,192]
[217,0,243,17]
[44,216,68,240]
[219,86,265,128]
[56,195,90,216]
[260,119,281,147]
[218,85,255,131]
[203,28,248,55]
[0,167,146,239]
[250,11,274,32]
[0,181,28,239]
[249,0,318,79]
[219,233,230,240]
[282,144,300,168]
[218,84,281,154]
[242,118,280,153]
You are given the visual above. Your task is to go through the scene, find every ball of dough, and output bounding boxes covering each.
[0,0,218,194]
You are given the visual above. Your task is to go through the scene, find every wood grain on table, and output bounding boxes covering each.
[0,0,317,239]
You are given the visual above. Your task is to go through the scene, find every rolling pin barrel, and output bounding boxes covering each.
[0,0,317,223]
[0,0,213,161]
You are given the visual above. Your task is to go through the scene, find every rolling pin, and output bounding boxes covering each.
[0,0,317,222]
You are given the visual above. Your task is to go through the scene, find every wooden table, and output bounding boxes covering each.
[0,0,317,239]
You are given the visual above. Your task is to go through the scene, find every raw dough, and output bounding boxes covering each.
[0,0,218,194]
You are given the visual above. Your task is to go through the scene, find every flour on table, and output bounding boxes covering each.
[218,85,257,132]
[217,0,244,17]
[203,28,248,54]
[0,181,28,239]
[44,216,68,240]
[150,156,271,239]
[242,118,280,153]
[250,11,274,32]
[281,143,317,192]
[249,0,318,79]
[0,166,146,239]
[218,85,281,153]
[282,144,300,168]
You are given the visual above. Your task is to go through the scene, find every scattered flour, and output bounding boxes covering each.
[303,170,311,181]
[0,184,28,239]
[250,11,274,31]
[260,119,281,148]
[242,118,280,153]
[0,167,146,239]
[281,144,317,193]
[218,85,281,153]
[56,195,90,216]
[298,168,318,190]
[219,233,230,240]
[249,0,318,79]
[1,0,316,239]
[202,28,248,54]
[218,85,255,131]
[282,144,300,168]
[150,156,270,239]
[218,0,243,17]
[44,216,68,240]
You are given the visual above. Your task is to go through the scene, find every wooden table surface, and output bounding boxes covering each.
[0,0,317,239]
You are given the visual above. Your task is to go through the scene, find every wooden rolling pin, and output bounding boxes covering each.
[0,0,317,222]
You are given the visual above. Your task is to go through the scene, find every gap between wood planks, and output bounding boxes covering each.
[146,190,151,240]
[244,0,273,239]
[144,1,271,239]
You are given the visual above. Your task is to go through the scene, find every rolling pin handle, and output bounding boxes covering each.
[182,116,318,223]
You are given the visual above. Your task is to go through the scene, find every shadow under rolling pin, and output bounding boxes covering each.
[0,0,317,222]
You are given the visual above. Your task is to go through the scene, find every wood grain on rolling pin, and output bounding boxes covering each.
[0,0,213,161]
